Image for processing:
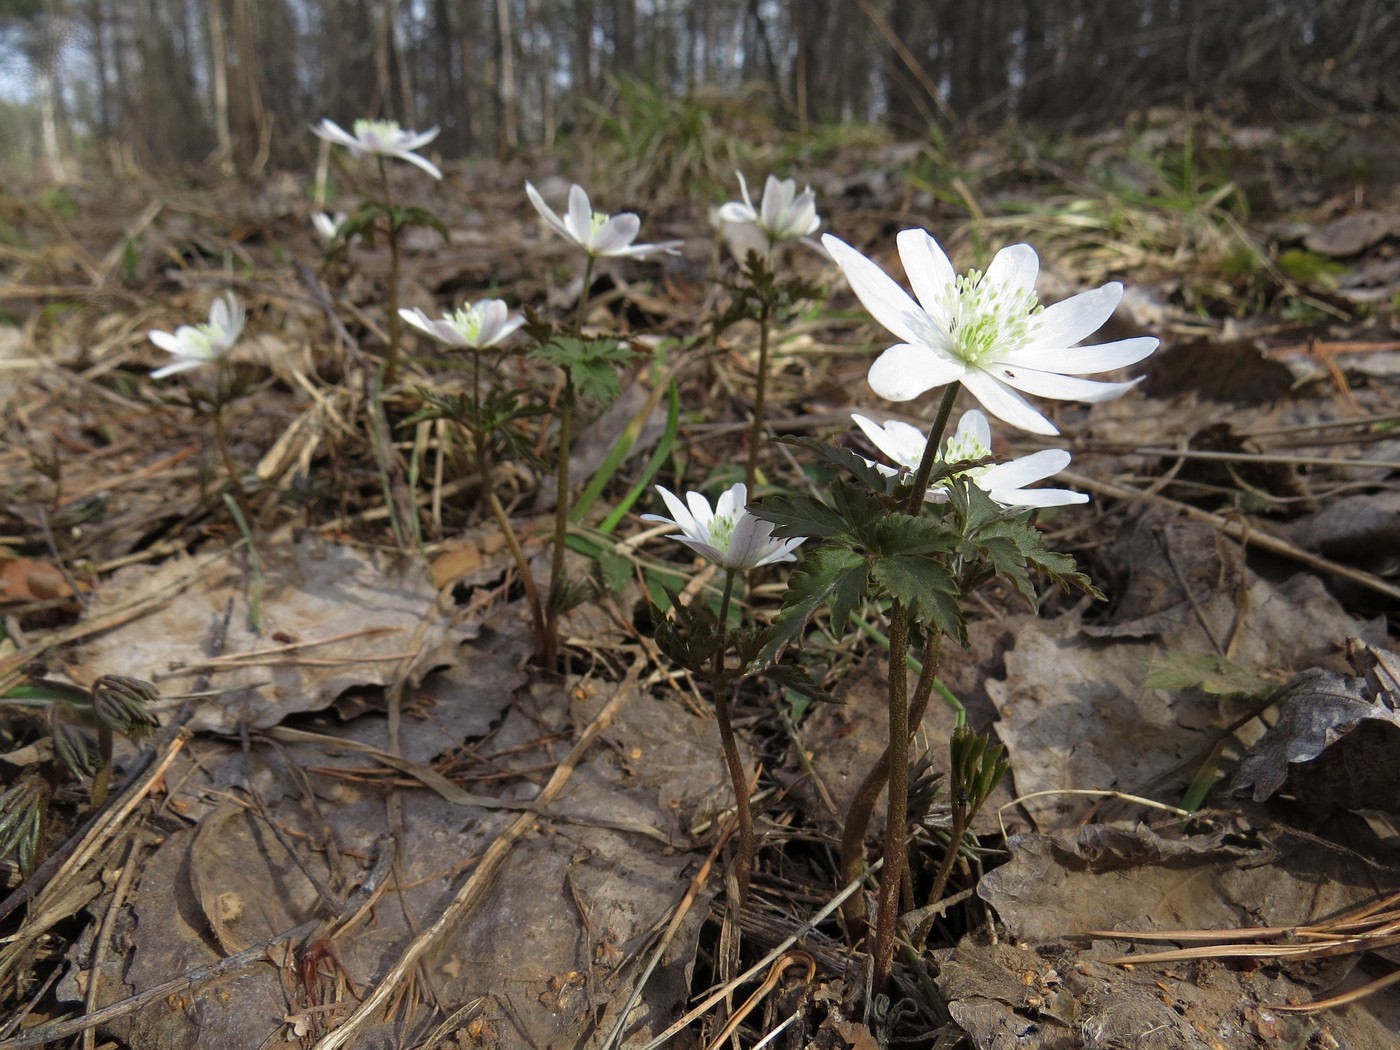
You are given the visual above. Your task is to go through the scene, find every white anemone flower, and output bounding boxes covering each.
[717,171,820,250]
[852,410,1089,509]
[643,483,804,571]
[312,211,349,244]
[312,118,442,180]
[149,292,244,379]
[525,181,682,259]
[397,300,525,350]
[823,231,1158,436]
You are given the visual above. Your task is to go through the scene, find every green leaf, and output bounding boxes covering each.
[759,662,840,706]
[531,337,636,405]
[759,546,869,663]
[777,437,893,494]
[751,492,854,543]
[1144,652,1278,696]
[594,550,634,594]
[867,512,958,558]
[870,555,964,643]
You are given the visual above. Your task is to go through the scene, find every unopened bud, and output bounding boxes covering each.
[0,775,49,876]
[46,703,100,780]
[91,675,160,741]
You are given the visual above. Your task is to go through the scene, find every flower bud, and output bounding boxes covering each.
[91,675,160,741]
[46,703,100,780]
[0,775,49,875]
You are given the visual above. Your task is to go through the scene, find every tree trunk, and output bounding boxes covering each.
[495,0,518,157]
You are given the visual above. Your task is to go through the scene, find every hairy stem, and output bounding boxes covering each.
[838,631,941,929]
[711,571,753,898]
[905,382,961,511]
[871,600,911,991]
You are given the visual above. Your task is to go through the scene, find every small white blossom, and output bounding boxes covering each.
[312,211,349,244]
[717,171,820,250]
[852,410,1089,509]
[525,181,682,259]
[398,300,525,350]
[824,231,1158,436]
[312,118,442,180]
[149,292,244,379]
[643,483,804,571]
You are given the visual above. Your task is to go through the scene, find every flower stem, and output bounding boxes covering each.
[379,157,403,385]
[711,570,753,898]
[839,631,941,929]
[543,374,574,669]
[210,402,254,527]
[90,724,114,810]
[744,298,774,493]
[474,428,547,657]
[574,255,595,337]
[871,598,911,992]
[905,382,961,511]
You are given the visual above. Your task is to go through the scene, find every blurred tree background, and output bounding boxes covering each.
[0,0,1396,179]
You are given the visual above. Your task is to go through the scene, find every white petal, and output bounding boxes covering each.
[566,185,594,244]
[676,538,727,564]
[151,358,205,378]
[822,234,937,349]
[396,149,443,180]
[1029,282,1122,347]
[852,414,926,470]
[686,490,716,531]
[724,516,770,569]
[525,182,572,241]
[982,449,1071,490]
[652,486,699,534]
[148,329,183,353]
[956,410,991,449]
[895,229,957,328]
[399,126,440,150]
[607,239,682,258]
[868,343,966,402]
[717,201,756,224]
[991,486,1088,509]
[312,119,358,149]
[591,214,641,254]
[398,308,438,340]
[961,369,1058,435]
[998,336,1158,374]
[984,243,1039,296]
[995,367,1141,403]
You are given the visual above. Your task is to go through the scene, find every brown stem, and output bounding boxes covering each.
[474,430,547,656]
[744,298,773,493]
[871,600,911,991]
[90,725,114,810]
[839,631,941,929]
[379,158,402,385]
[710,572,752,898]
[543,376,574,669]
[211,405,254,526]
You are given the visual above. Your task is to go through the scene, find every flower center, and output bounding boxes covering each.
[590,211,611,236]
[951,269,1041,363]
[708,512,737,552]
[935,430,992,489]
[189,324,220,356]
[449,305,484,342]
[353,119,401,143]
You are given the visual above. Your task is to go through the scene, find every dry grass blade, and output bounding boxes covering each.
[1091,890,1400,1010]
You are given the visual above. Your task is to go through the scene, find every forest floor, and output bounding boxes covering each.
[2,112,1400,1049]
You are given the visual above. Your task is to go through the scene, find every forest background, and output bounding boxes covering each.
[2,0,1397,180]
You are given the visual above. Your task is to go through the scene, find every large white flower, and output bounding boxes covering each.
[525,181,682,259]
[643,483,804,571]
[149,292,244,379]
[312,118,442,180]
[398,300,525,350]
[852,410,1089,509]
[717,171,820,250]
[824,231,1158,435]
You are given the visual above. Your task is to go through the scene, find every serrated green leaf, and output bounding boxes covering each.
[759,546,869,663]
[751,493,854,543]
[779,437,893,493]
[870,555,965,642]
[868,512,958,557]
[594,551,633,594]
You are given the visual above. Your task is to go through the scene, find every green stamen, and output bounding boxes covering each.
[951,269,1041,363]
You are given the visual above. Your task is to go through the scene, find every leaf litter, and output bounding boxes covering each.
[1,118,1399,1048]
